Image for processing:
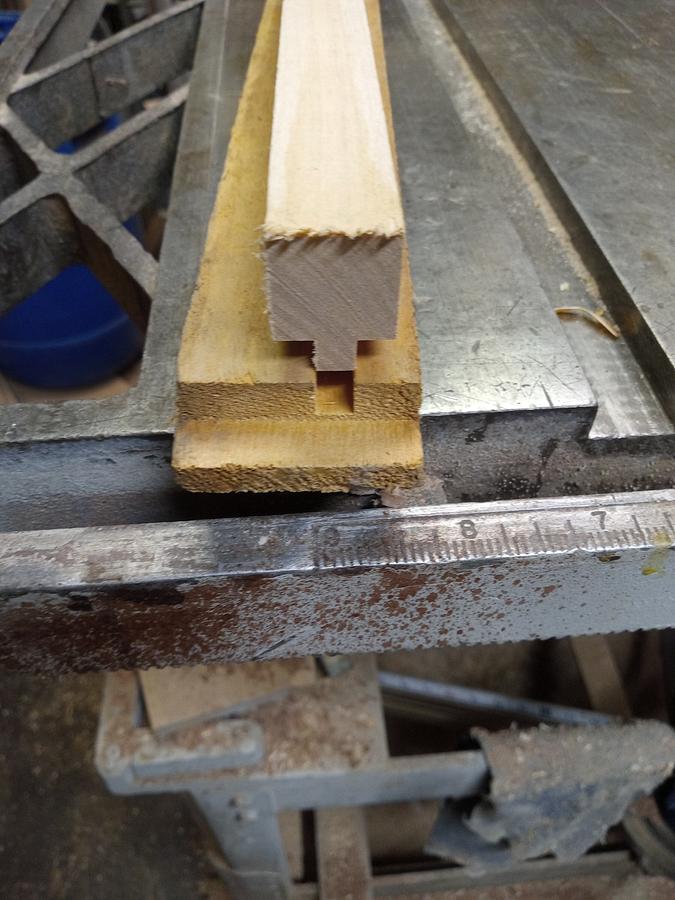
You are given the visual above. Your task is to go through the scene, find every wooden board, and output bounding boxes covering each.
[316,807,373,899]
[176,0,418,423]
[263,1,403,371]
[571,635,632,718]
[174,417,422,492]
[139,657,318,735]
[173,0,422,492]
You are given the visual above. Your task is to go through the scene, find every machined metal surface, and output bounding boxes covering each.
[392,0,674,443]
[438,0,675,424]
[387,0,595,420]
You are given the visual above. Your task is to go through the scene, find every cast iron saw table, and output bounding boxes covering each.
[1,0,674,673]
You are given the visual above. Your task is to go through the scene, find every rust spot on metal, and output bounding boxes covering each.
[67,595,93,612]
[105,584,188,606]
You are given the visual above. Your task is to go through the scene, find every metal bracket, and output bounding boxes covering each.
[427,721,675,874]
[194,789,292,899]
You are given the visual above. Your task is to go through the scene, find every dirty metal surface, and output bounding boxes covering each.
[97,661,484,897]
[428,721,675,873]
[97,660,487,806]
[438,0,675,424]
[2,491,674,672]
[97,665,672,896]
[99,659,387,789]
[97,671,265,781]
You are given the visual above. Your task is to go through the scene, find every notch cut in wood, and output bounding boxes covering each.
[263,0,405,371]
[172,0,422,492]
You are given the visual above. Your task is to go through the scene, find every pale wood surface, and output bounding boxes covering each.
[263,0,405,370]
[176,0,418,421]
[264,0,402,240]
[174,417,422,492]
[173,0,422,492]
[139,657,317,735]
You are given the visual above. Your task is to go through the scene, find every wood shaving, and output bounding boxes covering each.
[555,305,620,339]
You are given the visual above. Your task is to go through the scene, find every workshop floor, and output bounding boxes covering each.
[0,671,227,900]
[0,636,668,898]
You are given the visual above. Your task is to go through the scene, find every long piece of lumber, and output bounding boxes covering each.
[174,417,422,492]
[177,0,418,423]
[263,0,405,371]
[139,658,318,735]
[172,0,422,492]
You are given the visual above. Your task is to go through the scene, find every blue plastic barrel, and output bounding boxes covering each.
[0,12,19,42]
[0,267,143,388]
[0,14,144,388]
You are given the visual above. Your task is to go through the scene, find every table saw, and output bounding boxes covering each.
[1,0,675,894]
[1,0,673,670]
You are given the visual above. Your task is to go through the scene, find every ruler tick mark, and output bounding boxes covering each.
[499,523,513,554]
[632,515,647,543]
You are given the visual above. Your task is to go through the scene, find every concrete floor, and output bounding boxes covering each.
[0,672,225,900]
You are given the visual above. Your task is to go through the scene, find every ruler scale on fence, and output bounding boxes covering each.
[2,491,674,672]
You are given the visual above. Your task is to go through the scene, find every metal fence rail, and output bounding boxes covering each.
[2,490,673,671]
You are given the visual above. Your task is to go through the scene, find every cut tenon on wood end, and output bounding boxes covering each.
[263,0,405,372]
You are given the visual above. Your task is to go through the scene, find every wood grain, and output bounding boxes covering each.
[174,417,422,493]
[263,0,405,370]
[139,658,318,735]
[173,0,422,492]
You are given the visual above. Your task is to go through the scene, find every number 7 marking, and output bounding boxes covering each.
[591,510,607,529]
